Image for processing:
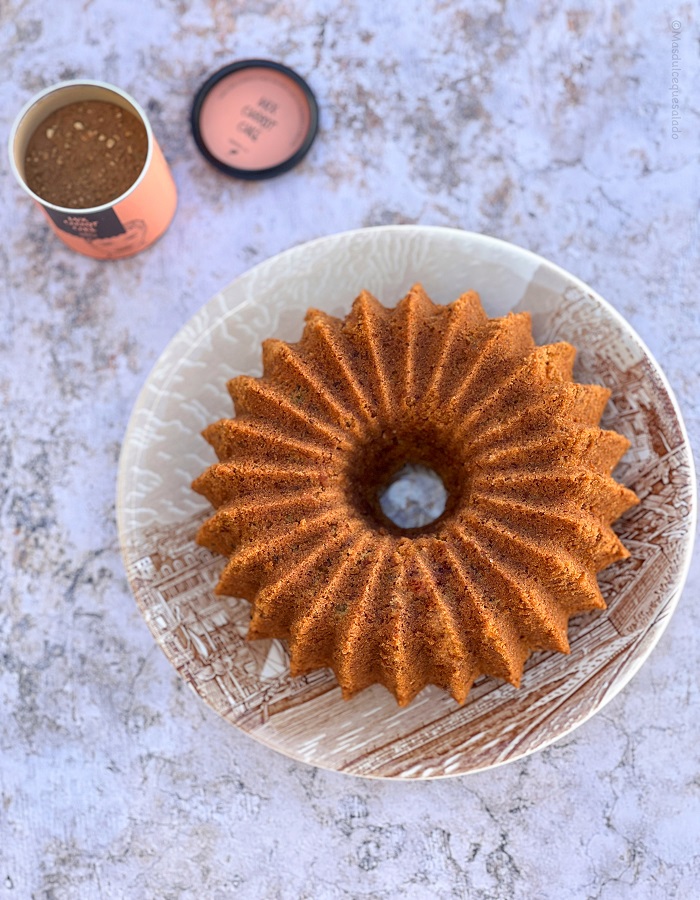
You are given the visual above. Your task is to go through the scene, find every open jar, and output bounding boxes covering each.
[9,80,177,260]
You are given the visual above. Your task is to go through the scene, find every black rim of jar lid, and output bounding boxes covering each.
[190,59,319,181]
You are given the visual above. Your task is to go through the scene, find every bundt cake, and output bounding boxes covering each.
[192,286,638,706]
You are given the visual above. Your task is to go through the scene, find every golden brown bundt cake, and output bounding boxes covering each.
[193,286,638,706]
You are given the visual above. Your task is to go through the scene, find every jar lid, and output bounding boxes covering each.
[191,59,319,180]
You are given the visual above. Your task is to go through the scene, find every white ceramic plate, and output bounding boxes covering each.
[117,226,696,779]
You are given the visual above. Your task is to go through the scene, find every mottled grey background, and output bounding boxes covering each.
[1,1,698,898]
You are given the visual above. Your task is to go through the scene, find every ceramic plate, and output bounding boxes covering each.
[117,226,696,779]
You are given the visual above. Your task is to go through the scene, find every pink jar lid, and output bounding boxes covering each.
[191,59,319,180]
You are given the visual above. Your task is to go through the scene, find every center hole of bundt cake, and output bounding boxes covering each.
[346,427,464,535]
[378,464,448,530]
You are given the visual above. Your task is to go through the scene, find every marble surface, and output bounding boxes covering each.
[1,0,698,897]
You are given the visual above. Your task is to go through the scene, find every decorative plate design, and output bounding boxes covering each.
[117,226,696,779]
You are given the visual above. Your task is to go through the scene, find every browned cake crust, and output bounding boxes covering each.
[192,286,639,706]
